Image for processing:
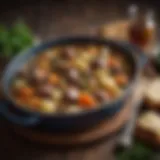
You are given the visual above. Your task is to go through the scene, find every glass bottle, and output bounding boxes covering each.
[128,5,156,50]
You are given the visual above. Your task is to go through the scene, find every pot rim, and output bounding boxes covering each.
[2,36,141,118]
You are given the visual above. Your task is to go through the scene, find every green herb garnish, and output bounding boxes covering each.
[0,21,34,58]
[116,141,155,160]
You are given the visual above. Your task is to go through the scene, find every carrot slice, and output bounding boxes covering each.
[115,74,128,86]
[108,57,121,68]
[37,59,50,70]
[30,96,41,109]
[79,93,96,108]
[88,46,98,54]
[19,87,34,98]
[48,73,60,85]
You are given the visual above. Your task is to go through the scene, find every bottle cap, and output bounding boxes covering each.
[146,10,155,29]
[128,4,138,19]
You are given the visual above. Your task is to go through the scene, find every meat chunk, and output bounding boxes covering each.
[37,84,53,98]
[60,47,75,59]
[63,87,79,103]
[91,58,106,69]
[30,68,48,85]
[95,91,110,102]
[67,68,79,83]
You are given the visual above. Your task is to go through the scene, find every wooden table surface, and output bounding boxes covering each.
[0,0,159,160]
[0,118,117,160]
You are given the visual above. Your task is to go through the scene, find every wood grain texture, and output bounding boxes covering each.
[0,0,158,40]
[0,118,116,160]
[12,99,131,146]
[0,0,157,160]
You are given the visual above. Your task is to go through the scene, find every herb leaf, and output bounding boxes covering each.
[0,21,34,58]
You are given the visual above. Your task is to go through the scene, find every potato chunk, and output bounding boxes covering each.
[40,100,57,113]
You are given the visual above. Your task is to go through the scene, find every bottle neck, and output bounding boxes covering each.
[146,11,155,29]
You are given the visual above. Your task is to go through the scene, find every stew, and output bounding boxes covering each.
[11,44,131,114]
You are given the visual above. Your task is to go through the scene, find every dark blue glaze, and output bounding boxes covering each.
[0,37,146,132]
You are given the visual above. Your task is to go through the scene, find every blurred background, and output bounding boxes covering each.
[0,0,159,40]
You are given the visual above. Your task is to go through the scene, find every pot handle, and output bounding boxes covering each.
[0,101,40,126]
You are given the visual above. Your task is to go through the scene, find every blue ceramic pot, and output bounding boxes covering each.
[0,37,146,132]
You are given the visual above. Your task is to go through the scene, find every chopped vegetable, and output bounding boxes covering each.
[80,52,94,61]
[43,49,55,59]
[74,58,89,71]
[96,70,121,96]
[88,46,98,54]
[38,60,50,70]
[40,100,57,113]
[66,105,82,113]
[18,87,33,99]
[13,79,27,89]
[48,73,60,85]
[108,56,121,68]
[115,74,128,86]
[30,96,41,109]
[52,88,62,101]
[79,93,96,108]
